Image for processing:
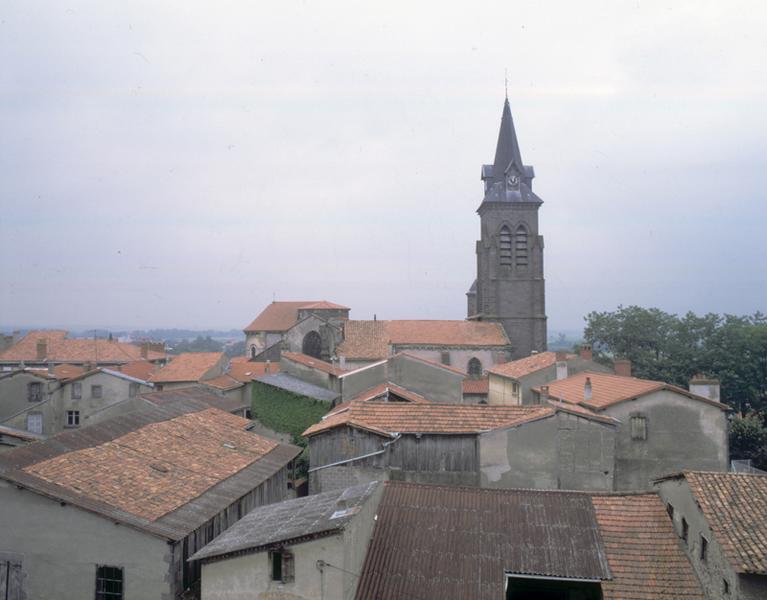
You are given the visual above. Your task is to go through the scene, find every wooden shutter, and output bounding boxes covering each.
[0,561,24,600]
[282,552,295,583]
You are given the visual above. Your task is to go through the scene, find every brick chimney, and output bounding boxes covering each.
[689,375,721,403]
[579,344,593,361]
[540,385,549,402]
[36,338,48,360]
[584,377,593,401]
[614,359,632,377]
[140,342,149,359]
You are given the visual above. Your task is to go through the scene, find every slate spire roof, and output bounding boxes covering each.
[493,97,525,180]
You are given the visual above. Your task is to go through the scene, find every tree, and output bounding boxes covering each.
[583,306,767,412]
[729,415,767,471]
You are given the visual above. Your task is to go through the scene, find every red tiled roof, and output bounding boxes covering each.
[488,351,576,379]
[462,376,489,395]
[0,330,166,363]
[304,402,553,437]
[327,383,431,417]
[538,371,728,411]
[592,493,704,599]
[338,320,509,360]
[227,361,280,382]
[149,352,225,384]
[52,364,86,380]
[243,301,348,333]
[201,375,244,391]
[282,352,346,376]
[116,360,158,382]
[23,408,278,522]
[677,472,767,574]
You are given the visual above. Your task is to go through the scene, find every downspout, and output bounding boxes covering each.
[308,433,402,473]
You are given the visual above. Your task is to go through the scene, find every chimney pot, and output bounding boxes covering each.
[584,377,593,401]
[614,359,632,377]
[689,375,721,403]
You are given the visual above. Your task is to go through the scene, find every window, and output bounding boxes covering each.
[700,535,708,561]
[129,383,139,398]
[723,579,730,595]
[467,357,483,379]
[499,226,512,266]
[270,550,294,583]
[681,518,689,543]
[630,415,647,440]
[440,351,451,366]
[28,381,43,402]
[666,503,674,520]
[91,385,103,399]
[95,565,123,599]
[514,225,528,269]
[72,382,82,399]
[27,413,42,434]
[250,345,257,359]
[302,331,322,359]
[66,410,80,427]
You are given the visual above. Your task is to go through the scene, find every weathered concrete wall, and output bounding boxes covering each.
[284,316,343,361]
[480,412,615,491]
[606,390,728,491]
[390,347,500,374]
[201,483,378,600]
[0,479,173,600]
[387,354,464,404]
[488,372,520,405]
[281,357,336,392]
[0,372,60,422]
[656,478,765,600]
[339,362,387,402]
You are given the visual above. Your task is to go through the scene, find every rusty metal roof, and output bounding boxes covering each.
[356,482,611,599]
[0,399,300,541]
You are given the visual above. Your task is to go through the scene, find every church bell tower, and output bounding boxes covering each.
[466,98,547,359]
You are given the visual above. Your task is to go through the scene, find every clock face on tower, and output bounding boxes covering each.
[507,174,519,188]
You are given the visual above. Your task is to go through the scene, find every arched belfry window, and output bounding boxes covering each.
[499,226,512,267]
[302,330,322,359]
[250,345,257,360]
[467,357,483,379]
[515,225,528,269]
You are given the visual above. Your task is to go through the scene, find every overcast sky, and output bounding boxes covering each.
[1,1,766,333]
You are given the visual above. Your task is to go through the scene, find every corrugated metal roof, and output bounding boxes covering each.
[255,373,340,402]
[191,481,380,562]
[0,400,300,541]
[356,482,611,599]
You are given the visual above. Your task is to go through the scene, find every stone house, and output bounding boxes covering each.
[655,471,767,600]
[535,372,730,490]
[191,482,382,600]
[0,329,166,370]
[487,346,611,405]
[356,481,704,600]
[1,366,154,436]
[0,401,301,599]
[303,401,617,494]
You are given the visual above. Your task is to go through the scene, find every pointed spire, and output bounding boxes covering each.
[492,98,524,179]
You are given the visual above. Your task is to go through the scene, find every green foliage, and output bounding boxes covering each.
[729,415,767,470]
[251,382,329,448]
[169,335,224,354]
[225,340,246,358]
[583,306,767,412]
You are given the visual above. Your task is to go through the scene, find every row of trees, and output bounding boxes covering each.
[582,306,767,468]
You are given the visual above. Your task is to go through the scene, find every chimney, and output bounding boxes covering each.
[47,362,55,375]
[540,385,549,402]
[373,314,377,321]
[140,342,149,359]
[614,359,632,377]
[580,344,593,361]
[556,360,568,381]
[265,360,271,375]
[339,355,346,370]
[584,377,593,401]
[36,338,48,360]
[531,350,538,355]
[689,374,721,403]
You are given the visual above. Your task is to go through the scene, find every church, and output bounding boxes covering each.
[244,98,547,369]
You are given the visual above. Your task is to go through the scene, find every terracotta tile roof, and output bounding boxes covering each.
[282,352,346,376]
[488,351,576,379]
[22,408,278,522]
[538,371,728,411]
[304,402,553,437]
[338,320,509,360]
[227,361,280,382]
[0,330,166,364]
[592,493,704,599]
[463,376,489,395]
[327,383,431,417]
[52,364,86,380]
[149,352,225,384]
[678,472,767,574]
[201,375,244,391]
[243,301,348,333]
[116,360,158,382]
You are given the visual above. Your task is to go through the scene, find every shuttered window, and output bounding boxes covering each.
[95,565,123,600]
[514,225,528,269]
[499,226,512,266]
[630,415,647,440]
[0,560,23,600]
